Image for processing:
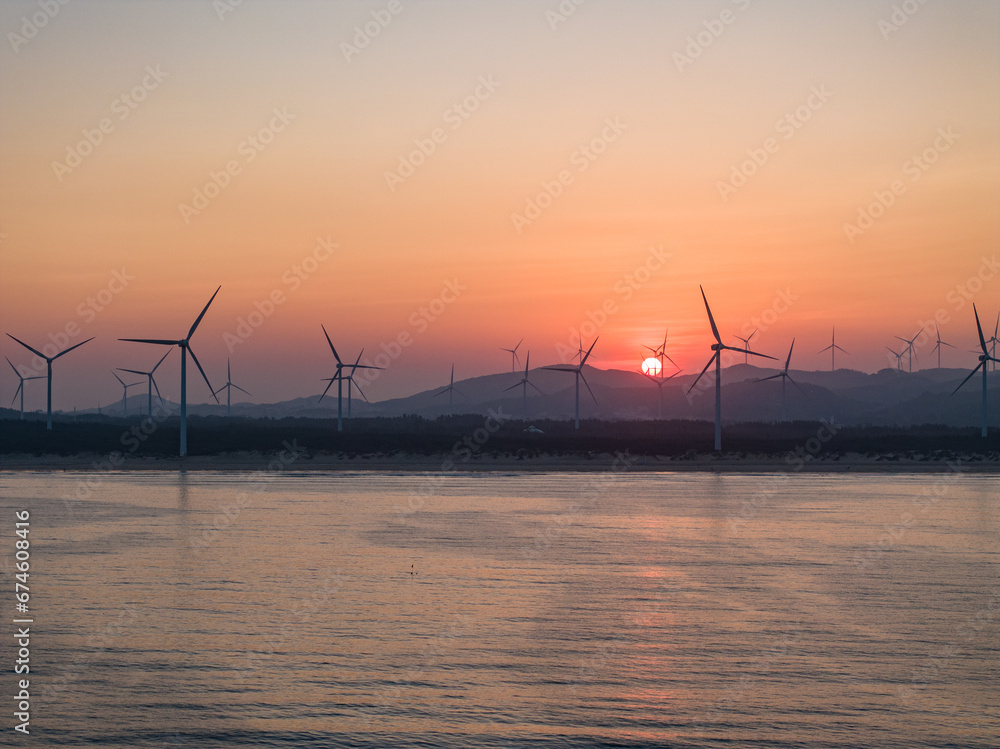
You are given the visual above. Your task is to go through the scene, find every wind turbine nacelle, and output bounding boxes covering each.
[711,343,724,352]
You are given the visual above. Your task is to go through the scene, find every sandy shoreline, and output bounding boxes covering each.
[1,452,997,473]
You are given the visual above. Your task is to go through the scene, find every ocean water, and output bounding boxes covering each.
[0,469,997,748]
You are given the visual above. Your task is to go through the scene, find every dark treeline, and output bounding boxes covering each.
[1,413,997,458]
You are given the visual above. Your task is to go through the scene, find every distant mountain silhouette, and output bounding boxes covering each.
[42,364,997,428]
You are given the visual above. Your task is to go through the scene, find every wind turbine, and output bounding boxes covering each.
[213,358,251,416]
[433,364,464,410]
[111,371,143,416]
[643,329,678,371]
[886,346,904,371]
[642,360,681,420]
[318,326,383,431]
[501,338,523,373]
[817,327,848,371]
[951,304,999,438]
[120,286,221,456]
[930,324,955,369]
[688,287,775,451]
[755,339,803,421]
[503,351,543,418]
[6,335,94,430]
[117,350,171,417]
[543,337,598,430]
[6,357,44,420]
[989,314,999,372]
[733,329,757,365]
[342,350,372,417]
[895,332,920,373]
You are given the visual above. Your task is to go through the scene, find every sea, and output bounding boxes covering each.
[0,469,997,748]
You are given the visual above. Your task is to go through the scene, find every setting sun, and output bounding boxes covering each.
[641,357,662,377]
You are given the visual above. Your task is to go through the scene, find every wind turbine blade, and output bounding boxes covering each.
[352,350,364,369]
[973,305,989,354]
[6,335,45,359]
[942,341,956,349]
[699,286,722,343]
[503,381,522,393]
[788,374,806,396]
[321,325,342,364]
[542,365,577,372]
[834,345,849,354]
[663,353,679,369]
[152,349,171,372]
[112,371,126,386]
[744,347,777,361]
[755,374,783,382]
[515,338,523,351]
[117,368,146,375]
[151,377,163,403]
[580,337,599,366]
[666,369,682,380]
[231,384,251,396]
[352,364,384,371]
[10,382,22,406]
[432,388,447,399]
[452,386,466,399]
[687,354,717,394]
[319,376,338,402]
[524,351,530,375]
[527,381,544,394]
[212,384,227,397]
[227,359,231,380]
[187,286,221,339]
[120,338,180,345]
[186,346,218,402]
[579,371,598,405]
[952,362,984,394]
[817,344,832,354]
[785,339,795,371]
[353,380,370,403]
[5,357,16,376]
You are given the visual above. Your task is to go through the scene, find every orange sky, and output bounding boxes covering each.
[1,0,998,407]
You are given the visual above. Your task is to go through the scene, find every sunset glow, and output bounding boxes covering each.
[1,0,998,409]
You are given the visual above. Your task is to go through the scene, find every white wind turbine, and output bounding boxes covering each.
[817,327,848,371]
[120,286,221,456]
[117,350,171,418]
[733,329,757,365]
[6,357,44,420]
[641,357,681,420]
[885,346,904,371]
[318,325,383,431]
[930,324,955,369]
[112,371,143,416]
[895,332,920,373]
[688,286,775,451]
[213,358,251,416]
[6,335,94,430]
[503,351,543,418]
[643,329,679,372]
[501,338,523,373]
[543,337,598,430]
[755,339,804,421]
[952,304,999,438]
[433,364,465,411]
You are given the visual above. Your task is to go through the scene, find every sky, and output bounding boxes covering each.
[1,0,998,409]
